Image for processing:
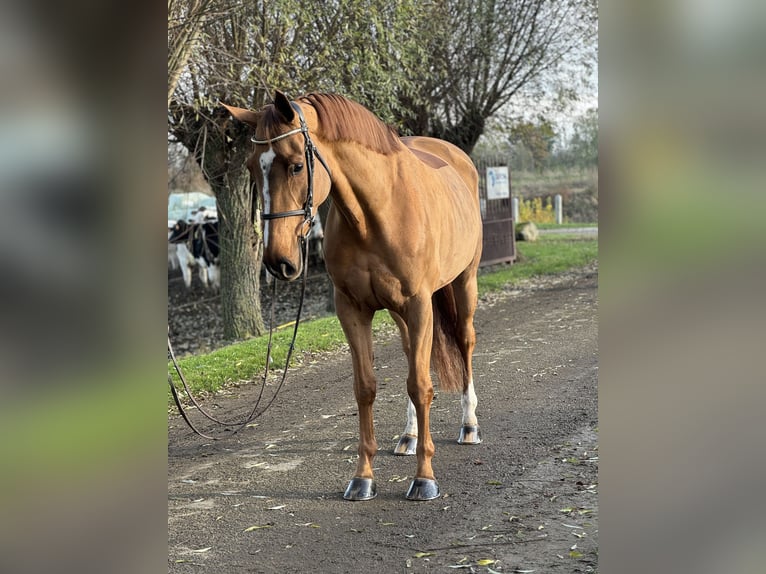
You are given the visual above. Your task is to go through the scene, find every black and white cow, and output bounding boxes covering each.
[168,219,220,289]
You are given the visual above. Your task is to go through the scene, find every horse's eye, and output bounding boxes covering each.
[291,163,304,175]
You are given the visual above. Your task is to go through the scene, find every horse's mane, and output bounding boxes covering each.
[261,93,401,155]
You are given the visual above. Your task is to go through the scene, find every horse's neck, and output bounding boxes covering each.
[326,143,405,237]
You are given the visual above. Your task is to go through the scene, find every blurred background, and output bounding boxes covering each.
[0,2,165,573]
[600,0,766,572]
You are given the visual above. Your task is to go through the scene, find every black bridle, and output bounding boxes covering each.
[252,102,332,234]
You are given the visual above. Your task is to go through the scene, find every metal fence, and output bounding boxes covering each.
[472,155,516,266]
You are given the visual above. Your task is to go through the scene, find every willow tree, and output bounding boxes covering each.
[399,0,598,154]
[168,0,429,339]
[167,0,213,106]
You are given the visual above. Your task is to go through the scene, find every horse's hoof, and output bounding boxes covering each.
[343,477,377,501]
[394,434,417,456]
[405,478,440,501]
[458,425,482,445]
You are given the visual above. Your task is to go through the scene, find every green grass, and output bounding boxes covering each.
[536,222,597,229]
[169,313,396,398]
[477,235,597,296]
[170,234,597,401]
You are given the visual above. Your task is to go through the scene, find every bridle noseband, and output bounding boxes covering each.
[252,102,332,234]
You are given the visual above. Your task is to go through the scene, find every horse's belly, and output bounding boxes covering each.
[326,247,423,311]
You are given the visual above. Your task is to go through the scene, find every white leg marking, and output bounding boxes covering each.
[461,378,478,426]
[403,398,418,436]
[259,148,276,249]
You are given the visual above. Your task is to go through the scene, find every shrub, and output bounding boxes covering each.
[518,196,555,224]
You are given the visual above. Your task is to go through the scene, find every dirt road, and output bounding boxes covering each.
[168,263,598,573]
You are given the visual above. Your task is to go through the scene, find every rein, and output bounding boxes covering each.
[168,101,326,440]
[167,241,311,440]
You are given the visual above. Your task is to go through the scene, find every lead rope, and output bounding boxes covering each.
[167,236,312,439]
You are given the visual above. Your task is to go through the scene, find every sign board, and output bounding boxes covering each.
[486,166,510,200]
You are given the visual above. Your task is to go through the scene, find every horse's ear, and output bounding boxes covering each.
[274,91,295,123]
[221,103,260,128]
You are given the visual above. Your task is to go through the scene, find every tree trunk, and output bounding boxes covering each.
[212,171,265,340]
[438,106,486,155]
[169,103,265,341]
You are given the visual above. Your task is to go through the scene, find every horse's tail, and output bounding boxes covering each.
[431,284,468,394]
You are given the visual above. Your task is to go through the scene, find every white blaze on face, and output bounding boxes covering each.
[259,147,276,248]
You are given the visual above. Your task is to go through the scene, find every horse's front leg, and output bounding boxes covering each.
[336,292,378,501]
[403,294,440,501]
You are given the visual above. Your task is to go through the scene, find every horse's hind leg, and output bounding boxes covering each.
[453,264,482,445]
[389,311,418,456]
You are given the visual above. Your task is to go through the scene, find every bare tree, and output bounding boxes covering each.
[168,0,214,106]
[400,0,598,154]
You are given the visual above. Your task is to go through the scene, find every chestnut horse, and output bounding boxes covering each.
[224,92,483,501]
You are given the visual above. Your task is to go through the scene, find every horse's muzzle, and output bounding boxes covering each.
[265,256,302,282]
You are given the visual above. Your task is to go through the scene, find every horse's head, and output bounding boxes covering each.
[223,92,332,282]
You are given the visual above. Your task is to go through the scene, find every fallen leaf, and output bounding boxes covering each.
[569,550,583,559]
[476,559,496,566]
[190,547,211,553]
[243,525,272,532]
[414,552,435,558]
[388,475,408,483]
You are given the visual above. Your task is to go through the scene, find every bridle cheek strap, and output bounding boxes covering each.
[257,102,332,241]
